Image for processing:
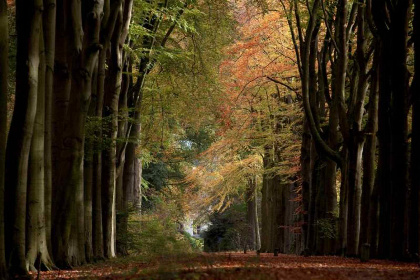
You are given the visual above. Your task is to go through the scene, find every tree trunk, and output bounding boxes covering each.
[101,0,124,259]
[53,0,104,267]
[360,48,379,256]
[27,25,54,271]
[43,0,56,259]
[373,0,411,260]
[0,1,7,277]
[338,151,349,256]
[300,122,311,253]
[260,147,273,252]
[376,40,392,258]
[92,149,104,259]
[246,177,258,251]
[5,0,43,275]
[116,54,131,256]
[51,0,72,264]
[389,2,410,261]
[84,146,94,262]
[410,0,420,258]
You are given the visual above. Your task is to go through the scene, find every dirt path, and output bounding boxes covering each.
[31,252,420,279]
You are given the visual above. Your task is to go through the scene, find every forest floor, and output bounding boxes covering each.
[31,252,420,280]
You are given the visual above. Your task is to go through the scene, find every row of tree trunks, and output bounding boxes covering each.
[0,0,199,276]
[1,0,139,275]
[281,0,373,257]
[286,0,420,261]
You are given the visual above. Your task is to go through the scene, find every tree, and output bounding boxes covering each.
[5,0,43,275]
[0,0,8,277]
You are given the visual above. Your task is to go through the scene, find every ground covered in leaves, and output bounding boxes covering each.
[31,252,420,280]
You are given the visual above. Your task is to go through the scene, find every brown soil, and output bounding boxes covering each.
[31,252,420,280]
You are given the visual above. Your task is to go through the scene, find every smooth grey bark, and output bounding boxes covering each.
[53,0,104,267]
[5,0,43,275]
[360,49,379,255]
[116,55,131,256]
[43,0,56,259]
[100,0,124,259]
[346,2,371,257]
[122,111,141,212]
[27,25,54,271]
[84,66,98,263]
[84,147,94,262]
[133,157,142,210]
[334,0,350,256]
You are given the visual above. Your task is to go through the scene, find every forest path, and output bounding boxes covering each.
[31,252,420,279]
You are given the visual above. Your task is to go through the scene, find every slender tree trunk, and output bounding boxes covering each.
[0,1,8,277]
[133,157,142,210]
[27,25,54,271]
[101,0,124,258]
[323,77,338,255]
[300,122,311,253]
[347,10,370,254]
[246,177,258,250]
[338,151,349,256]
[92,61,104,258]
[84,147,94,262]
[260,147,273,252]
[410,0,420,258]
[254,182,261,251]
[376,40,392,258]
[5,0,43,275]
[360,48,379,255]
[116,55,131,256]
[308,141,318,254]
[43,0,56,259]
[92,150,104,259]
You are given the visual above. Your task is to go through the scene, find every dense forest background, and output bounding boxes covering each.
[0,0,420,278]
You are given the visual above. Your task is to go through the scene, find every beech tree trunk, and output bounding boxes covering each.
[260,147,273,253]
[0,0,8,277]
[27,25,54,271]
[346,4,370,256]
[43,0,56,259]
[84,145,94,262]
[360,48,379,256]
[410,0,420,258]
[101,0,125,259]
[5,0,43,275]
[53,0,104,267]
[373,0,410,260]
[300,122,311,253]
[246,177,259,251]
[116,54,131,256]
